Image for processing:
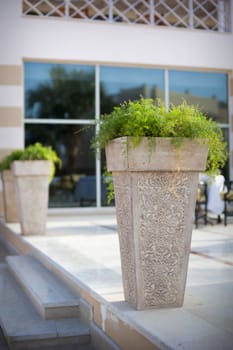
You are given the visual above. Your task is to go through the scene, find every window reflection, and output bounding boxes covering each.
[25,124,96,207]
[25,62,95,119]
[169,70,228,124]
[100,66,165,114]
[24,63,230,208]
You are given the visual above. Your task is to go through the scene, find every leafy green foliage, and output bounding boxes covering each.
[19,143,62,180]
[0,150,24,171]
[103,170,115,204]
[0,143,61,181]
[93,97,227,176]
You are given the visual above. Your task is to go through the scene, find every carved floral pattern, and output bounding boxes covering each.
[113,170,198,309]
[113,172,137,306]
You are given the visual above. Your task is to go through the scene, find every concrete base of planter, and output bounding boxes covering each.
[106,137,208,310]
[1,170,19,222]
[12,161,52,236]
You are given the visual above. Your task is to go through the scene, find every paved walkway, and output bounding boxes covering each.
[0,240,11,350]
[0,210,233,350]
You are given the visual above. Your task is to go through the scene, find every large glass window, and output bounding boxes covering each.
[25,62,95,119]
[100,66,165,114]
[25,124,96,207]
[169,70,228,124]
[24,63,230,207]
[24,61,96,207]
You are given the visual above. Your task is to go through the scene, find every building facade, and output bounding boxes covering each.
[0,0,233,213]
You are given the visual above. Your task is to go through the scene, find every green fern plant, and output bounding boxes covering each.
[93,97,227,176]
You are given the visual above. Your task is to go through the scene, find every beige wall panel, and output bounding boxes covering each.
[0,65,22,85]
[0,107,22,127]
[82,291,102,329]
[105,309,159,350]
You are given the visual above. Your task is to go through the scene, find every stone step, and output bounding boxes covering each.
[0,264,91,350]
[6,255,80,320]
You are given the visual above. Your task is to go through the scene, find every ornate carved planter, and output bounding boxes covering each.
[105,137,208,310]
[11,160,52,235]
[1,170,19,222]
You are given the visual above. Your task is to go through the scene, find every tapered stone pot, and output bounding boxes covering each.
[105,137,208,310]
[11,160,52,235]
[1,170,19,222]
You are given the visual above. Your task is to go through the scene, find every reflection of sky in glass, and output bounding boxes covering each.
[25,62,94,90]
[169,70,227,102]
[100,66,164,94]
[24,62,95,119]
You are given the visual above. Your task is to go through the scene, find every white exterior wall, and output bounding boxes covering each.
[0,0,233,211]
[1,1,233,69]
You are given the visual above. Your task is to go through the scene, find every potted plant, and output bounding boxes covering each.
[0,150,24,222]
[11,143,61,235]
[93,97,227,310]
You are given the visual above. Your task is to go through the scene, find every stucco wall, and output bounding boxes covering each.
[0,0,233,214]
[1,0,233,70]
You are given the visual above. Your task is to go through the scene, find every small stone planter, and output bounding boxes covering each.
[1,170,19,222]
[11,160,52,235]
[106,137,208,310]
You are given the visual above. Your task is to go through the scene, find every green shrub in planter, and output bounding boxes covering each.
[94,97,227,176]
[19,143,61,181]
[0,149,24,171]
[93,97,228,310]
[0,143,61,181]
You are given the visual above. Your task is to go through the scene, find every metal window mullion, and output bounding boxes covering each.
[24,118,96,125]
[149,0,154,25]
[65,0,69,17]
[95,65,101,208]
[108,0,113,22]
[189,0,194,29]
[225,0,231,32]
[164,69,169,111]
[217,0,225,32]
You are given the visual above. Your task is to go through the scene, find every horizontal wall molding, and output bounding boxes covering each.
[0,65,22,85]
[0,107,22,127]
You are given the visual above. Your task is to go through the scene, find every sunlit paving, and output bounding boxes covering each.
[0,211,233,349]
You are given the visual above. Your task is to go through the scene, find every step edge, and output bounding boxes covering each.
[6,255,80,319]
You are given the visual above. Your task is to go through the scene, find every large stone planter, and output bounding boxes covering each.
[105,137,208,310]
[11,160,52,235]
[1,170,19,222]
